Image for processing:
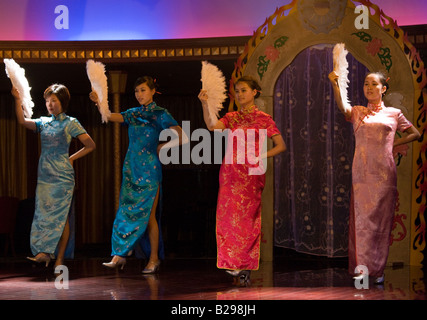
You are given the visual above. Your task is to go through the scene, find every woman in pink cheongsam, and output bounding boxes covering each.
[198,76,286,285]
[329,71,420,284]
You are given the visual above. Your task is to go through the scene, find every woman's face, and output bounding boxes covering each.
[234,82,257,108]
[45,94,63,116]
[363,73,386,104]
[135,82,155,106]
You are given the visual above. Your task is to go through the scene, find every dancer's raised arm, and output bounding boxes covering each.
[198,89,226,131]
[12,87,36,131]
[89,91,124,123]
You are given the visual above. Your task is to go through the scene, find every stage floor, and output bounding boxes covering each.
[0,255,426,301]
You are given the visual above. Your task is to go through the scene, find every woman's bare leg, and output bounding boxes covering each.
[55,219,70,268]
[147,187,160,264]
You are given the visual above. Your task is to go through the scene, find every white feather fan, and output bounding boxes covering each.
[4,58,34,118]
[86,59,111,123]
[201,61,227,125]
[332,43,351,108]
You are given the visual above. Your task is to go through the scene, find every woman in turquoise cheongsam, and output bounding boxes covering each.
[12,84,96,273]
[90,76,185,273]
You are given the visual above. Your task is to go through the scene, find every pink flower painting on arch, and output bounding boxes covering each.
[264,45,280,62]
[366,37,383,56]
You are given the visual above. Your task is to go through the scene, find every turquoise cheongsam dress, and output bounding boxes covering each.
[111,101,178,257]
[31,113,87,257]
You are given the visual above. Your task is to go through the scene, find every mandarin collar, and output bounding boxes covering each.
[141,101,156,111]
[367,101,384,112]
[51,113,67,121]
[239,105,258,114]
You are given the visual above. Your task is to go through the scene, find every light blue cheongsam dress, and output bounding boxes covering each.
[111,101,178,258]
[31,113,87,257]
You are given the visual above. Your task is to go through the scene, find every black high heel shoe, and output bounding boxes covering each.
[226,270,251,286]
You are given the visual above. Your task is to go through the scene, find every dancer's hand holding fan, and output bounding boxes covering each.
[199,61,227,130]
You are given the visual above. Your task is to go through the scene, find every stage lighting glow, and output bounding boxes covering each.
[0,0,425,41]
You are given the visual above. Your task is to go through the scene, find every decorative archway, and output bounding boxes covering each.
[229,0,426,266]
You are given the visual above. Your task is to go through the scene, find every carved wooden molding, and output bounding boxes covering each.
[0,36,250,63]
[404,24,427,49]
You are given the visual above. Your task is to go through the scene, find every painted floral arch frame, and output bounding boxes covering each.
[229,0,426,265]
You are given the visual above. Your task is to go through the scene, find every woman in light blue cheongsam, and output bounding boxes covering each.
[90,76,185,273]
[12,84,96,273]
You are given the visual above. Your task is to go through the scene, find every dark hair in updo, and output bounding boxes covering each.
[235,76,262,98]
[366,71,389,97]
[44,84,70,112]
[134,76,157,91]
